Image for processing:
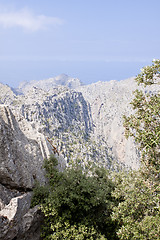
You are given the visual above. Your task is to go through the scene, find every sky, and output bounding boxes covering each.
[0,0,160,87]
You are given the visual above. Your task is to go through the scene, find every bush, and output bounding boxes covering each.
[32,155,118,239]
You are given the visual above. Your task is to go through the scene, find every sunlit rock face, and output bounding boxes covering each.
[0,76,143,170]
[0,105,49,189]
[16,76,142,169]
[78,77,140,169]
[2,75,158,171]
[0,104,65,240]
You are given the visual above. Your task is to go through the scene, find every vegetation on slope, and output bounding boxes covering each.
[112,59,160,239]
[32,155,118,239]
[32,60,160,239]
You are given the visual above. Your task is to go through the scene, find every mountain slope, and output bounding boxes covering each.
[2,75,158,169]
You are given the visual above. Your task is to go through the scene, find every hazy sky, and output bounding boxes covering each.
[0,0,160,87]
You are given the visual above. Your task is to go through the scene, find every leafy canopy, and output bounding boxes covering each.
[112,59,160,240]
[123,60,160,180]
[32,155,118,239]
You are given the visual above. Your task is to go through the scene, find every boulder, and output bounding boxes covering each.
[0,193,31,240]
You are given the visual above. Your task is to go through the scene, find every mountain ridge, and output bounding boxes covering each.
[0,75,140,168]
[17,74,83,94]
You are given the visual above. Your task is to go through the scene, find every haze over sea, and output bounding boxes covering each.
[0,0,159,87]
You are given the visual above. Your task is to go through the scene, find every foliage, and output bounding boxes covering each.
[112,170,160,240]
[123,59,160,173]
[32,155,118,239]
[112,59,160,239]
[135,59,160,86]
[31,181,49,207]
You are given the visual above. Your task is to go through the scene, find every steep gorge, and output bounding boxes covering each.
[1,74,159,239]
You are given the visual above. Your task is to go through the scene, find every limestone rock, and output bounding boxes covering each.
[0,103,66,240]
[0,193,32,240]
[16,205,43,240]
[0,105,48,189]
[0,184,20,211]
[0,83,16,105]
[79,77,160,168]
[0,192,43,240]
[2,75,159,169]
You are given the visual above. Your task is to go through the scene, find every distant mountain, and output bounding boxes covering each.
[18,74,83,93]
[0,82,17,104]
[1,74,159,169]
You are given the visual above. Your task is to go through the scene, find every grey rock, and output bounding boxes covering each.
[0,105,47,189]
[79,77,160,168]
[16,205,43,240]
[0,192,43,240]
[0,83,16,105]
[0,193,32,240]
[0,103,66,240]
[0,184,20,211]
[1,75,159,169]
[78,78,140,168]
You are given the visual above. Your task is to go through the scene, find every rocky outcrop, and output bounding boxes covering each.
[0,105,65,240]
[0,105,48,189]
[0,84,16,105]
[78,78,140,169]
[0,191,43,240]
[0,84,112,167]
[0,77,143,169]
[2,76,158,169]
[15,76,144,168]
[0,193,32,240]
[16,205,43,240]
[79,77,160,169]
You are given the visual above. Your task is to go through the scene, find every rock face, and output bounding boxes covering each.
[0,191,43,240]
[79,78,140,168]
[0,193,32,240]
[78,78,160,168]
[0,105,47,189]
[0,76,150,170]
[0,104,65,240]
[0,83,112,167]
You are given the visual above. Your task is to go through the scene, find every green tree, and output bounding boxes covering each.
[112,169,160,240]
[32,155,118,239]
[112,59,160,240]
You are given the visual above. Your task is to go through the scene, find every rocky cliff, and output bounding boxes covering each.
[1,74,159,239]
[78,78,139,168]
[0,104,65,240]
[0,76,147,171]
[0,81,113,168]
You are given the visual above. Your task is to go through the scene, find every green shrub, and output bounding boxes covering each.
[32,155,118,239]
